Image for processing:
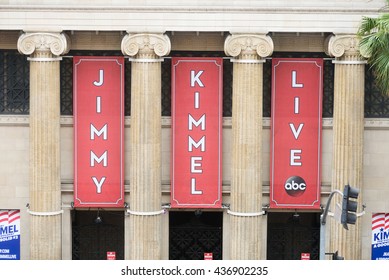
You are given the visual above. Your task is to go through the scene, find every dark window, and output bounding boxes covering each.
[364,65,389,118]
[0,51,29,114]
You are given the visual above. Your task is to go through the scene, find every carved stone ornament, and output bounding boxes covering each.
[17,32,70,56]
[224,34,274,59]
[121,33,171,58]
[325,34,366,58]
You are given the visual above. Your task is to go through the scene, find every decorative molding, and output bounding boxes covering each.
[224,34,274,59]
[1,5,383,14]
[0,115,30,126]
[17,32,70,57]
[121,33,171,58]
[2,116,389,130]
[1,4,383,34]
[325,34,367,60]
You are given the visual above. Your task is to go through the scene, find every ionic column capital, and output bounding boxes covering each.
[121,33,171,61]
[325,34,367,62]
[224,34,274,62]
[17,32,70,60]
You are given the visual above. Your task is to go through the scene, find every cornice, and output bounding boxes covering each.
[0,5,383,14]
[1,4,383,34]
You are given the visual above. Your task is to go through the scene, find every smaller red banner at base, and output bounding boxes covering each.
[107,251,116,260]
[301,253,310,260]
[204,253,213,260]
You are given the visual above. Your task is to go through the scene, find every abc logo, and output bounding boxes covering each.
[284,176,306,197]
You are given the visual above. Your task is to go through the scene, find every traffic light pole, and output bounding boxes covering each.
[320,185,362,260]
[319,189,343,260]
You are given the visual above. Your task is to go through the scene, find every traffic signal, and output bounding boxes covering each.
[341,184,359,230]
[333,251,344,260]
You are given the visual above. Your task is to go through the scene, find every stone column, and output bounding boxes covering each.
[17,32,70,259]
[325,34,366,260]
[224,34,273,259]
[121,33,171,259]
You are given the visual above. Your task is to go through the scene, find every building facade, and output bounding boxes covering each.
[1,0,389,260]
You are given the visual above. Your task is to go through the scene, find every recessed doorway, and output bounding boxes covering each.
[267,212,320,260]
[71,210,124,260]
[169,211,223,260]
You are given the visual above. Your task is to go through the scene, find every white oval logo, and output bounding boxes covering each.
[284,176,306,197]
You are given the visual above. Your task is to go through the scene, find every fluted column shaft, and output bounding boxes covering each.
[121,33,171,259]
[225,34,273,259]
[326,35,365,260]
[17,32,70,259]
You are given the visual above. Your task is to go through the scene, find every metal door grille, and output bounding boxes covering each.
[169,211,223,260]
[365,66,389,117]
[71,210,124,260]
[0,51,29,114]
[267,212,320,260]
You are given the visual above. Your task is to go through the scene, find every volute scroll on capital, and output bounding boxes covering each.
[17,32,70,57]
[224,34,274,60]
[325,34,368,59]
[121,33,171,58]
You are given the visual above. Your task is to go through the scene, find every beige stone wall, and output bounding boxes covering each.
[362,124,389,259]
[0,117,29,259]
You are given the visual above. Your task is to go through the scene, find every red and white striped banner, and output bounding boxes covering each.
[0,210,20,225]
[372,213,389,231]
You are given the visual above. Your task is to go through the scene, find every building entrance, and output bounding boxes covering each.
[71,210,124,260]
[169,211,223,260]
[267,212,320,260]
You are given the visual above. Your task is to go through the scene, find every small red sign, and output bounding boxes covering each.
[171,58,223,208]
[107,251,116,260]
[270,58,323,209]
[301,253,310,260]
[204,253,213,260]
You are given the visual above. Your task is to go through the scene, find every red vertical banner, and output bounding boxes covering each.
[270,58,323,209]
[171,58,223,208]
[74,56,124,208]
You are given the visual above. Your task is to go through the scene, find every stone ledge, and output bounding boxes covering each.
[60,182,332,195]
[1,115,389,129]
